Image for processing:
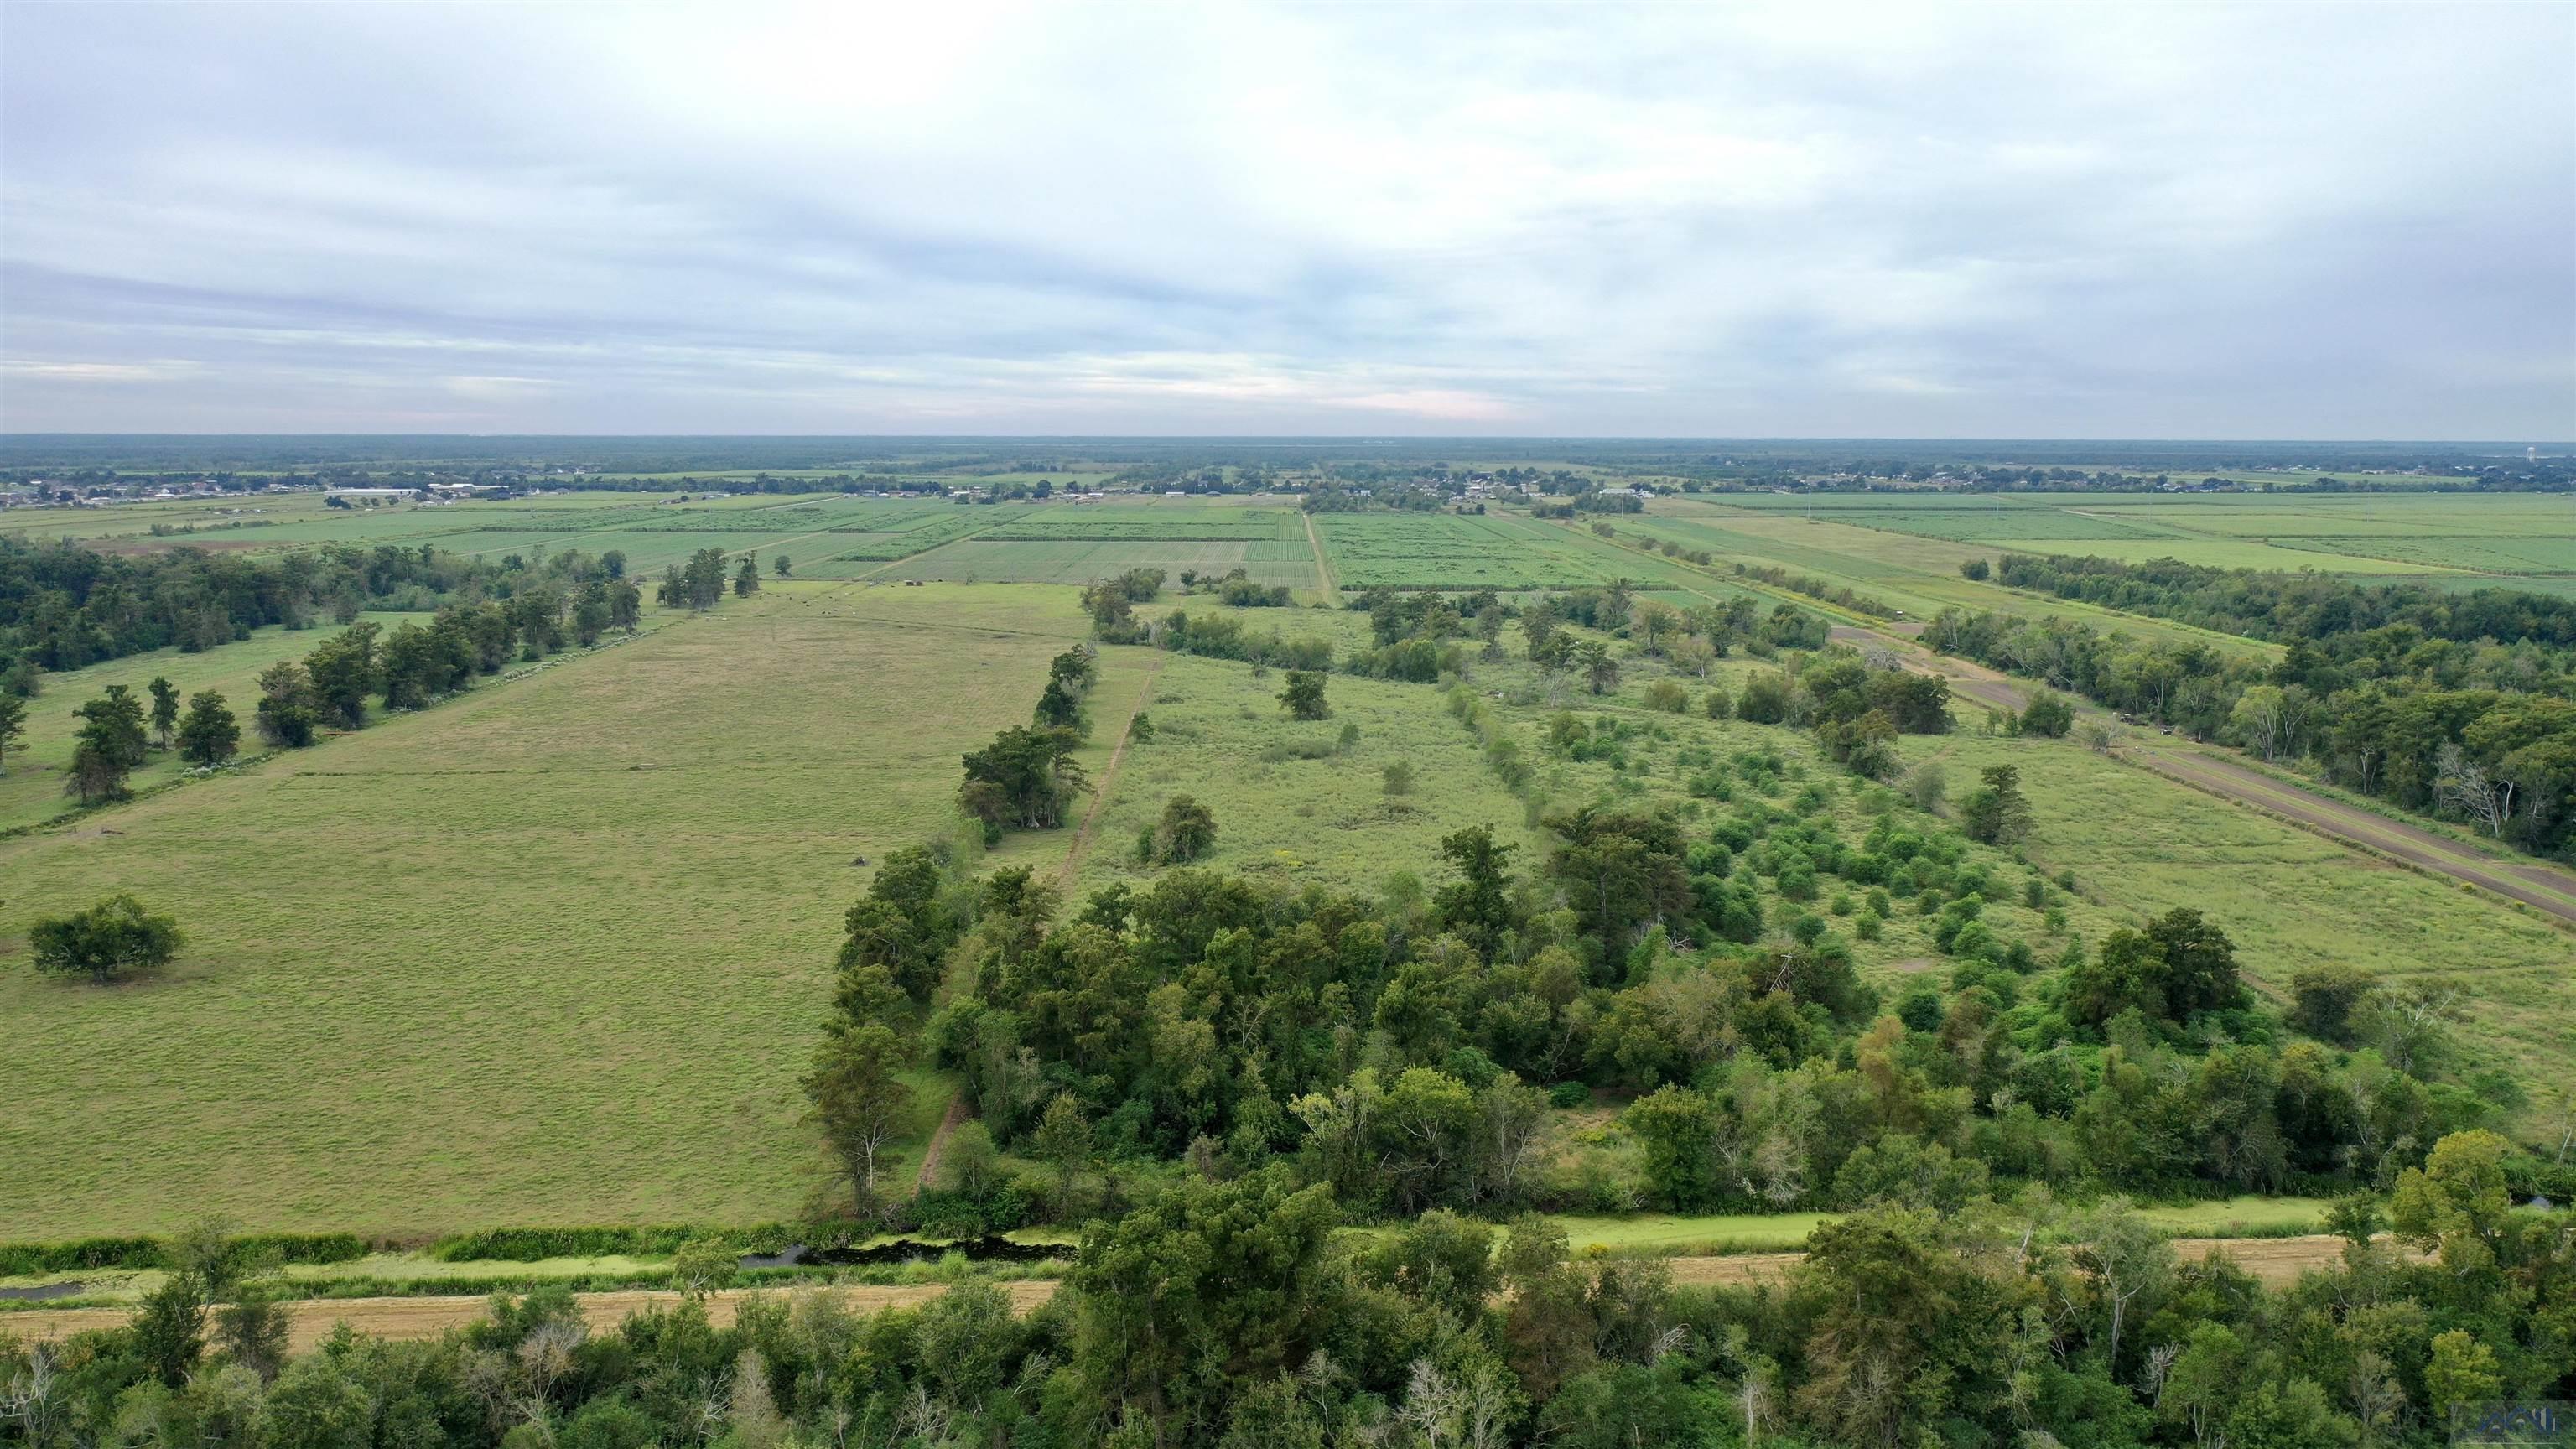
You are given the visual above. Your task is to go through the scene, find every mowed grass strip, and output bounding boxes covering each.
[0,587,1070,1240]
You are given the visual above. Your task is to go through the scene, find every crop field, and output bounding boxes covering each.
[1610,509,2271,657]
[0,613,434,834]
[1318,513,1638,590]
[0,583,1101,1240]
[880,538,1318,588]
[1687,491,2576,593]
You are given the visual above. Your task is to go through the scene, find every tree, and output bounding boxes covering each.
[2064,907,2246,1027]
[771,553,792,578]
[1959,763,2033,844]
[1577,641,1620,695]
[683,548,727,610]
[1433,824,1519,959]
[804,1021,913,1219]
[1543,807,1690,957]
[2018,690,2074,738]
[303,622,380,729]
[1067,1167,1344,1445]
[30,893,184,984]
[958,724,1088,833]
[1960,558,1991,581]
[0,689,25,775]
[68,684,149,803]
[252,662,322,748]
[2423,1331,2501,1423]
[1623,1085,1716,1209]
[570,584,610,647]
[1152,795,1218,865]
[148,676,179,749]
[735,553,761,597]
[607,579,643,632]
[176,691,241,766]
[1278,669,1329,719]
[1737,672,1792,723]
[1032,1092,1093,1216]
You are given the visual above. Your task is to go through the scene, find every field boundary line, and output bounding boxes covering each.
[1303,512,1338,600]
[1054,651,1165,889]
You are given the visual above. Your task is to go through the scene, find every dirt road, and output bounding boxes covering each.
[1826,625,2576,927]
[2121,742,2576,925]
[1666,1233,2388,1290]
[3,1236,2381,1349]
[2,1280,1064,1356]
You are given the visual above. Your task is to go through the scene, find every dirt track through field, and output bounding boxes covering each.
[2120,743,2576,925]
[1053,652,1164,888]
[1,1281,1065,1356]
[3,1237,2378,1350]
[1304,513,1340,599]
[1825,624,2576,927]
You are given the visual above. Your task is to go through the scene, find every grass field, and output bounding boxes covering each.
[0,613,467,834]
[0,584,1100,1240]
[8,496,2573,1246]
[1899,731,2574,1087]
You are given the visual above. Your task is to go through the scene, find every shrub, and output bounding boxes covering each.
[1640,679,1690,713]
[30,893,184,984]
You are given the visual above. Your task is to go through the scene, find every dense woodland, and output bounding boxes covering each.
[1927,560,2576,859]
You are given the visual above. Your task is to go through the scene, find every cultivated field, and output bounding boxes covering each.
[1688,490,2576,592]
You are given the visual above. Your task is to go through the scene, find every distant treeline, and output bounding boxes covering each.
[0,538,638,688]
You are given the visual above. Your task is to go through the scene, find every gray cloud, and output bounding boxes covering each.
[3,1,2569,436]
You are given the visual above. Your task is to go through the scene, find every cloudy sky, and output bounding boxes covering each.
[3,2,2570,438]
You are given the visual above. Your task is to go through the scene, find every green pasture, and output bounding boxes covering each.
[0,584,1091,1240]
[1898,731,2574,1090]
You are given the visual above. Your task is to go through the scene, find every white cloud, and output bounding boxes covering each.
[0,0,2568,435]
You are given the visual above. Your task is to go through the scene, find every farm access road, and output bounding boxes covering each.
[0,1236,2376,1349]
[1829,624,2576,927]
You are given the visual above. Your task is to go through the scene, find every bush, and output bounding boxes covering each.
[0,1231,367,1277]
[1151,795,1218,865]
[1640,679,1690,713]
[1548,1082,1594,1109]
[1382,761,1415,796]
[30,893,184,984]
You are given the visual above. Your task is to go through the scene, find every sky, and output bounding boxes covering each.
[2,2,2571,439]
